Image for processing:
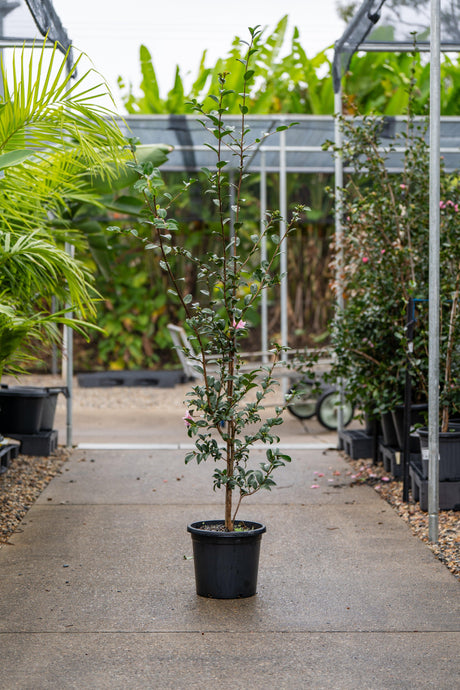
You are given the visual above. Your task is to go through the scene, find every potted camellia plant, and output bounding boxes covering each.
[416,191,460,482]
[112,27,306,598]
[325,103,431,458]
[327,76,460,485]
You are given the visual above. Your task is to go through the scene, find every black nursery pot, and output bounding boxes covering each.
[380,411,399,447]
[40,387,68,430]
[187,520,266,599]
[391,403,428,452]
[417,425,460,481]
[0,387,48,434]
[0,385,67,434]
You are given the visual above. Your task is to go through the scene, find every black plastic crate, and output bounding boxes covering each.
[77,370,187,388]
[380,443,398,474]
[379,444,420,478]
[9,429,58,457]
[409,460,460,511]
[0,443,20,474]
[339,429,374,460]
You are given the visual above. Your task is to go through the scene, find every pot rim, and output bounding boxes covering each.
[417,423,460,437]
[187,519,266,538]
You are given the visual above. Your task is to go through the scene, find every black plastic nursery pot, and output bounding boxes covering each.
[391,404,428,452]
[40,387,68,430]
[0,386,67,435]
[417,425,460,481]
[0,387,48,434]
[187,520,266,599]
[380,411,399,447]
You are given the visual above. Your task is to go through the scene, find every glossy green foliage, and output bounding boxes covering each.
[112,32,305,528]
[119,16,460,117]
[91,231,186,370]
[118,16,335,115]
[327,104,460,423]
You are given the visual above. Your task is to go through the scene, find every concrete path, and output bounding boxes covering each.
[0,437,459,689]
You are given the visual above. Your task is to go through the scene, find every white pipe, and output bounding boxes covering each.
[428,0,441,543]
[334,87,345,438]
[260,150,268,363]
[279,130,288,396]
[64,241,74,448]
[63,57,75,448]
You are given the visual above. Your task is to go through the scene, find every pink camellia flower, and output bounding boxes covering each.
[400,184,407,189]
[362,257,369,264]
[182,411,194,427]
[381,249,386,255]
[440,201,446,209]
[232,319,246,330]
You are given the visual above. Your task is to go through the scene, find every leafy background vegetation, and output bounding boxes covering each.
[69,16,460,372]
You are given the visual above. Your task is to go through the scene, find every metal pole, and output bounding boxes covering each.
[0,2,19,103]
[51,296,58,375]
[260,150,268,363]
[402,298,414,502]
[64,241,74,448]
[428,0,441,543]
[63,61,75,449]
[279,130,288,396]
[334,87,345,440]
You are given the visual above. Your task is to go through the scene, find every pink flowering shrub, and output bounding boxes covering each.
[326,93,460,426]
[117,29,307,530]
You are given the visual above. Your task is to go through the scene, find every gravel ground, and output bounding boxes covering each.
[0,376,458,581]
[0,447,70,545]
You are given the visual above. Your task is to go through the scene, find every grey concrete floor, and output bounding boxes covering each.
[0,381,459,689]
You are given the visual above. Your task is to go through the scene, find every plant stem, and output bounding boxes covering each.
[441,272,459,432]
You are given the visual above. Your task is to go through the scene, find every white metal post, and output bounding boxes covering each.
[63,60,74,448]
[260,150,268,363]
[63,241,74,448]
[279,130,288,396]
[428,0,441,543]
[334,87,345,438]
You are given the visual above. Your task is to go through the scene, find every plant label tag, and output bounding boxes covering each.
[422,448,429,460]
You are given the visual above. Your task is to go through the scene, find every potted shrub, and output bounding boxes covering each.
[112,28,306,598]
[416,187,460,480]
[326,77,460,480]
[325,81,431,440]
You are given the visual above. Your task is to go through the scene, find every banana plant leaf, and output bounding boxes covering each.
[86,143,172,195]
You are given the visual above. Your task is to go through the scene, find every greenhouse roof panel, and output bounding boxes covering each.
[121,114,460,173]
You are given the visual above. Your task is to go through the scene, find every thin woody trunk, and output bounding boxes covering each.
[225,354,235,530]
[441,274,460,433]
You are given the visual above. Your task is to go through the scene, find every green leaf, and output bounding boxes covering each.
[0,149,34,170]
